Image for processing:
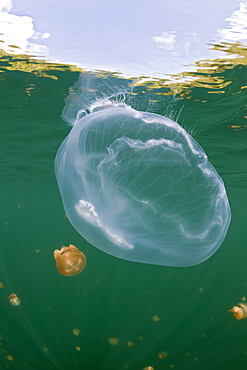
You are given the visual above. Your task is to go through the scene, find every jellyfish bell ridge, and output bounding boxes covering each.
[55,102,231,267]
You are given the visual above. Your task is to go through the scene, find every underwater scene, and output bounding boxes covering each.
[1,1,247,369]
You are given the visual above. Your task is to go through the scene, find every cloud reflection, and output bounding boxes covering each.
[218,1,247,42]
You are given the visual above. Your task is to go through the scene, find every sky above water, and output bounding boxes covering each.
[1,0,247,77]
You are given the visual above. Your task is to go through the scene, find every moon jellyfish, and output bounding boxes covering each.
[55,78,231,267]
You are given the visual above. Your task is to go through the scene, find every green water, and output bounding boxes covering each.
[0,61,247,370]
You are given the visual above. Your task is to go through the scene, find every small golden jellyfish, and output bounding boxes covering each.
[229,302,247,320]
[158,351,168,359]
[108,337,119,346]
[9,294,21,306]
[54,245,86,276]
[72,328,81,336]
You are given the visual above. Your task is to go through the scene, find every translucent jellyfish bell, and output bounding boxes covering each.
[55,75,231,267]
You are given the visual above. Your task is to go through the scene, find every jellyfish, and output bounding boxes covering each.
[54,75,231,267]
[72,328,81,336]
[9,294,21,306]
[229,303,247,320]
[54,245,86,276]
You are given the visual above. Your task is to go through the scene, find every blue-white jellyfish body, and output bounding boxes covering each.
[55,93,231,267]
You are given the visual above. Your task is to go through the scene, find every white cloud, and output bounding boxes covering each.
[0,0,50,55]
[153,32,176,50]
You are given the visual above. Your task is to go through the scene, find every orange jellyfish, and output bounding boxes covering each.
[54,244,86,276]
[229,302,247,320]
[9,294,21,306]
